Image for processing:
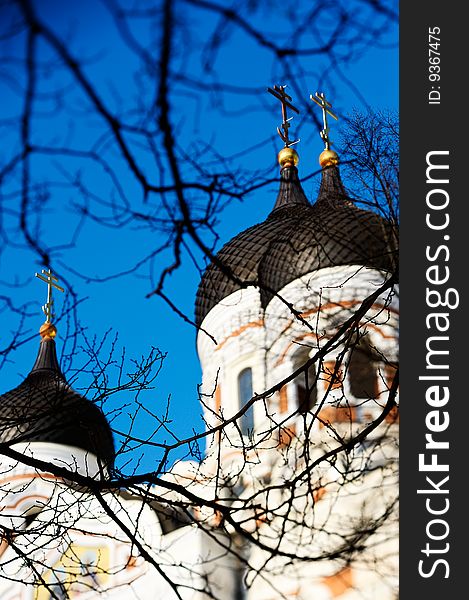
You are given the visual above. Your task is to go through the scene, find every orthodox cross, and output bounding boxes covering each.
[35,268,64,323]
[267,84,300,148]
[310,91,338,150]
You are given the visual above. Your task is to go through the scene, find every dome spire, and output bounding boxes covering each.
[310,91,340,169]
[32,268,64,374]
[309,90,349,205]
[266,84,308,210]
[35,268,64,340]
[267,84,300,169]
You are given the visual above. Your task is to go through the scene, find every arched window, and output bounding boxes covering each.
[238,368,254,436]
[293,350,317,414]
[348,338,378,399]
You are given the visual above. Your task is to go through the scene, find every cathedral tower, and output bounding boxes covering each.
[195,89,399,599]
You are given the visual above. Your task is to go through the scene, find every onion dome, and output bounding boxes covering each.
[0,324,115,468]
[195,149,397,328]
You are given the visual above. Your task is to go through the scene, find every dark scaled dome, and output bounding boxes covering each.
[195,163,398,327]
[0,336,115,467]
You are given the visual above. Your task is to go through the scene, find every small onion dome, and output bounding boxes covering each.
[195,163,398,328]
[0,331,115,468]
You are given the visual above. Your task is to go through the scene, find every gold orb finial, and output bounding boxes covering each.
[278,147,299,168]
[319,148,339,168]
[40,322,57,340]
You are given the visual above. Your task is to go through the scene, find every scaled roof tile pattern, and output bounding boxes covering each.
[195,165,398,327]
[0,338,115,466]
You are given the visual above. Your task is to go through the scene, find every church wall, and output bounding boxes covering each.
[194,263,399,600]
[0,448,239,600]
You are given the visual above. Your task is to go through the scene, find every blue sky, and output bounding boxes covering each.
[0,0,398,473]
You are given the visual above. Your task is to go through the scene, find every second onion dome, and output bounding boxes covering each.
[195,147,398,328]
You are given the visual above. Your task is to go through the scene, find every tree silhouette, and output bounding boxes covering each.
[0,1,398,598]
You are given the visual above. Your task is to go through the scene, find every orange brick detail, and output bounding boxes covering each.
[215,319,264,351]
[274,332,320,367]
[279,425,296,447]
[321,566,354,597]
[0,538,9,559]
[318,406,357,428]
[126,555,139,569]
[3,493,49,511]
[322,361,344,389]
[385,364,398,390]
[214,385,222,445]
[215,385,221,414]
[385,405,400,424]
[279,387,288,413]
[313,486,327,503]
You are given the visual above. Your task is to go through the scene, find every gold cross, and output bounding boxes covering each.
[267,84,300,148]
[310,91,338,150]
[35,268,64,323]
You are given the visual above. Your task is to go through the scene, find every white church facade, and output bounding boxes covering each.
[0,98,399,599]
